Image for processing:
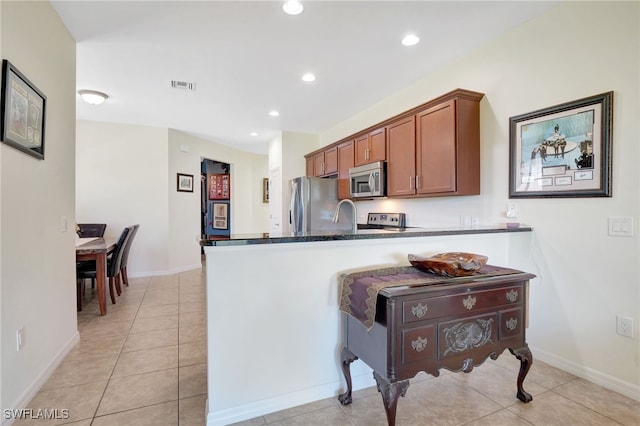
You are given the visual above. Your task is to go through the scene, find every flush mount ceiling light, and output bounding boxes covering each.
[78,90,108,105]
[250,132,258,136]
[283,1,303,15]
[301,73,316,82]
[269,110,280,117]
[401,34,420,46]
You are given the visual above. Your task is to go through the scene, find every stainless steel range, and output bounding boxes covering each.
[358,213,407,230]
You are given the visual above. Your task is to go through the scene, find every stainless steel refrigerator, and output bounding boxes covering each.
[289,177,354,233]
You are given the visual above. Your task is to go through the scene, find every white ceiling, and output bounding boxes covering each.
[52,1,557,154]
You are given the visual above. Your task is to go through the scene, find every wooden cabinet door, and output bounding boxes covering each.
[306,156,314,177]
[354,128,386,166]
[324,147,338,175]
[368,127,386,163]
[337,141,354,199]
[386,116,416,197]
[416,99,457,194]
[354,134,369,166]
[313,152,325,176]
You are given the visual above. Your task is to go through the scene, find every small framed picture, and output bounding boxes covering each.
[262,178,269,203]
[177,173,194,192]
[509,91,613,198]
[213,203,228,229]
[1,60,46,160]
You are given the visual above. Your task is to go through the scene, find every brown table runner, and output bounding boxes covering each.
[339,264,523,330]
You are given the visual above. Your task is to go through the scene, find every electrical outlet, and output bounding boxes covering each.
[506,203,518,219]
[16,326,24,351]
[616,315,633,338]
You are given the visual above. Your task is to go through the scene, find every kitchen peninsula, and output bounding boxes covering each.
[201,225,533,426]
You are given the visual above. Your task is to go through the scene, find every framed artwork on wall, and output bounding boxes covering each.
[509,91,613,198]
[262,178,269,203]
[0,60,46,160]
[177,173,194,192]
[213,203,228,230]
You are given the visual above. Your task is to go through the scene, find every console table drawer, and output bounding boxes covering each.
[402,325,436,364]
[402,285,523,324]
[438,313,498,359]
[500,307,523,339]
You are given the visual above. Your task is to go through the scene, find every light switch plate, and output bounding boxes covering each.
[608,216,633,237]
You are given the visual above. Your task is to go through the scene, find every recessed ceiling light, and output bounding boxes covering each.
[78,90,108,105]
[302,73,316,82]
[283,1,303,15]
[269,110,280,117]
[250,132,258,137]
[401,34,420,46]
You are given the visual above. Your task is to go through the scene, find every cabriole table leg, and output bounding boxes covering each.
[373,371,409,426]
[338,347,358,405]
[509,344,534,403]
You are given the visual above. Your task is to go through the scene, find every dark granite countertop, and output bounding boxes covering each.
[200,225,532,247]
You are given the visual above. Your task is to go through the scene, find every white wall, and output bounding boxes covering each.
[76,120,170,275]
[320,1,639,396]
[1,0,77,417]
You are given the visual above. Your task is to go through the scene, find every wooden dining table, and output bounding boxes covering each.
[75,237,116,315]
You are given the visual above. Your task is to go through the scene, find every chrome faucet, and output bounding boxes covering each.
[332,199,358,233]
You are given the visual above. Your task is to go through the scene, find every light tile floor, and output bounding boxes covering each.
[16,268,640,426]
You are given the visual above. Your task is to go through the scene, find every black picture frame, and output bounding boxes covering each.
[509,91,613,198]
[0,60,46,160]
[177,173,194,192]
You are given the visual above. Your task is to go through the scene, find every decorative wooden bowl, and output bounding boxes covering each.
[408,252,488,277]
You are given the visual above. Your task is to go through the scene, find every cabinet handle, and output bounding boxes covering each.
[411,303,428,318]
[415,175,420,189]
[411,336,428,352]
[506,289,519,303]
[365,148,369,161]
[462,295,477,310]
[506,317,518,331]
[409,176,414,190]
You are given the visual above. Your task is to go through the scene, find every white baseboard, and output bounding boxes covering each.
[128,263,202,278]
[206,372,376,426]
[530,345,640,401]
[2,331,80,426]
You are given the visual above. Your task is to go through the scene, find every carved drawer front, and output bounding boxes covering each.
[402,325,436,364]
[402,286,522,324]
[438,313,497,359]
[499,308,523,339]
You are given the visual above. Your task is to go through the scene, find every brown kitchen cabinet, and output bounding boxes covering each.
[415,93,482,196]
[386,116,416,197]
[306,157,314,177]
[337,140,354,199]
[308,146,338,177]
[338,268,535,426]
[355,127,386,166]
[386,90,483,197]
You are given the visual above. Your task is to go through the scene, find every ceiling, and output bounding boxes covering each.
[51,1,558,154]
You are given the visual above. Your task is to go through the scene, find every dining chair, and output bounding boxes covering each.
[77,223,107,238]
[119,224,140,287]
[76,226,130,305]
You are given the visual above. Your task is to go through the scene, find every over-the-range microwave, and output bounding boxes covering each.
[349,161,386,198]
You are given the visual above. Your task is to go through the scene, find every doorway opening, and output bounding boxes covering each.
[201,158,231,241]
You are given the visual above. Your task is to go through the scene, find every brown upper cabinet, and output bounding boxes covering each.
[387,90,483,197]
[305,89,483,199]
[309,146,338,177]
[354,127,386,166]
[337,140,354,199]
[386,116,416,197]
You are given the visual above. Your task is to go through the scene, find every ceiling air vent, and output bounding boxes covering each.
[170,80,196,91]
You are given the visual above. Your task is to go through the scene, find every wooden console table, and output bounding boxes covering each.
[337,265,536,425]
